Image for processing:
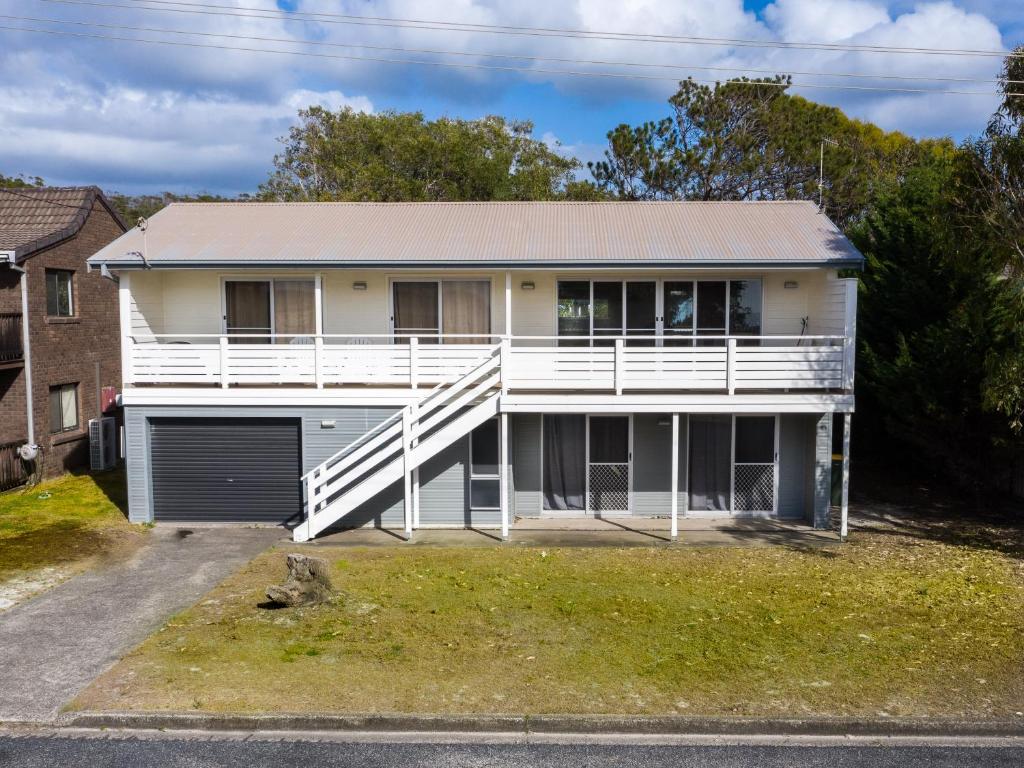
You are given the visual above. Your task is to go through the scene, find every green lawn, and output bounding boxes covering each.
[0,470,143,584]
[73,530,1024,719]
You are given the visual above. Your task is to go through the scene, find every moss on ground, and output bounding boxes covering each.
[0,470,143,583]
[73,530,1024,718]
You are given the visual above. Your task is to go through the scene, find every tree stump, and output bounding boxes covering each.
[265,553,335,607]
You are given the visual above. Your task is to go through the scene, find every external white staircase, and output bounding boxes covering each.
[293,347,502,541]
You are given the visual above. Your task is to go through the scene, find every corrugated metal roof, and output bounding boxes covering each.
[0,186,125,259]
[87,200,863,268]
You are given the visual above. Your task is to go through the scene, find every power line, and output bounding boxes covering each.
[5,12,1017,86]
[0,187,90,210]
[2,21,1017,96]
[36,0,1024,59]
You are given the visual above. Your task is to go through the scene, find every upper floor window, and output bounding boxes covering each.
[45,269,74,317]
[49,383,79,434]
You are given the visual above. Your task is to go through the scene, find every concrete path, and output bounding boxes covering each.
[0,526,278,723]
[307,517,838,548]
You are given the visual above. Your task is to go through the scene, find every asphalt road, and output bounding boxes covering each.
[1,733,1022,767]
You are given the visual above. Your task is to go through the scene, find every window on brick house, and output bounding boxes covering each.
[45,269,74,317]
[49,383,79,434]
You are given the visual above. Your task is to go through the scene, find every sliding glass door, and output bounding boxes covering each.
[556,279,761,346]
[557,280,657,346]
[392,280,490,344]
[688,414,778,515]
[224,279,315,343]
[543,414,631,515]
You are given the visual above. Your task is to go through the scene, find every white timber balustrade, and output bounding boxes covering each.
[295,350,503,541]
[127,333,851,393]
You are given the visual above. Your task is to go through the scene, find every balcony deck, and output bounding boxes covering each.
[125,334,854,395]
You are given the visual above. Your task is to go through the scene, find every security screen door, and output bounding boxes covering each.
[587,416,630,514]
[688,414,777,514]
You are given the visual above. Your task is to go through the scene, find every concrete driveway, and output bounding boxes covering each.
[0,526,279,723]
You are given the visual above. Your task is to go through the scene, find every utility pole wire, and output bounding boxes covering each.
[4,12,1019,86]
[2,22,1019,96]
[37,0,1024,59]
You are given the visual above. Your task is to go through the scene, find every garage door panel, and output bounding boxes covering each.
[151,418,301,523]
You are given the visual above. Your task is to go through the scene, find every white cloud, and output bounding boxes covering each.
[0,0,1014,190]
[0,80,373,193]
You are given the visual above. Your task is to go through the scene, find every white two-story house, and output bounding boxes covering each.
[88,201,859,542]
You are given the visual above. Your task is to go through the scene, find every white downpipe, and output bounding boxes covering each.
[499,410,509,541]
[840,412,851,541]
[670,412,679,541]
[4,255,35,449]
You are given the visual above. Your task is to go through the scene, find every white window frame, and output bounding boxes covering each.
[686,413,780,517]
[538,413,633,516]
[220,277,319,341]
[554,278,765,344]
[469,417,501,511]
[387,277,493,343]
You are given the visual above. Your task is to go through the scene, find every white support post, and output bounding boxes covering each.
[409,336,419,390]
[219,335,229,389]
[305,472,316,532]
[840,412,851,541]
[500,411,509,541]
[504,270,512,340]
[614,338,624,395]
[670,413,679,541]
[314,335,324,389]
[726,338,737,395]
[402,407,413,540]
[500,337,511,396]
[842,278,858,392]
[118,271,132,386]
[314,272,324,335]
[411,403,420,529]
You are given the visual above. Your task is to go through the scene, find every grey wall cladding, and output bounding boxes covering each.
[125,405,477,527]
[632,414,686,517]
[511,413,541,517]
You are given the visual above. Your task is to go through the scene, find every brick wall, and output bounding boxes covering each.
[0,198,124,478]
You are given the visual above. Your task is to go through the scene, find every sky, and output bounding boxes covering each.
[0,0,1021,195]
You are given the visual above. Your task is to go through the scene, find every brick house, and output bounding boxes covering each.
[0,186,126,485]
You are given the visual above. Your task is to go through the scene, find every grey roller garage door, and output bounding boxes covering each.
[151,417,301,523]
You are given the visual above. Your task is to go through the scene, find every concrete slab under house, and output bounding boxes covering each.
[87,201,861,543]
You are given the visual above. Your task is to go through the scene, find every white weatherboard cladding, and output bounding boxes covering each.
[126,268,848,341]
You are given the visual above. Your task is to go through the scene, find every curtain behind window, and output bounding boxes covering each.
[273,280,316,341]
[225,281,271,343]
[543,415,586,510]
[393,282,439,343]
[688,415,731,511]
[442,280,490,344]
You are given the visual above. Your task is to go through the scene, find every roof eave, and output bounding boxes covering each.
[88,257,865,270]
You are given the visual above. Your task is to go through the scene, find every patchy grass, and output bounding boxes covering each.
[73,531,1024,719]
[0,471,144,599]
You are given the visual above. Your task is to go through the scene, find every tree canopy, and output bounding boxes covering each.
[588,76,939,228]
[259,108,581,202]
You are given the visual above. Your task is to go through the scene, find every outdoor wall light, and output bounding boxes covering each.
[520,280,536,290]
[352,281,368,291]
[784,280,799,290]
[656,416,671,427]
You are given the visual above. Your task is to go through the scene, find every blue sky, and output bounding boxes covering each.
[0,1,1021,195]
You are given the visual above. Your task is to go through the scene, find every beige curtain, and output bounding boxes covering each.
[273,280,316,341]
[442,281,490,344]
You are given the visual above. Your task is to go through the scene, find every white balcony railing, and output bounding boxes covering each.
[126,334,854,394]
